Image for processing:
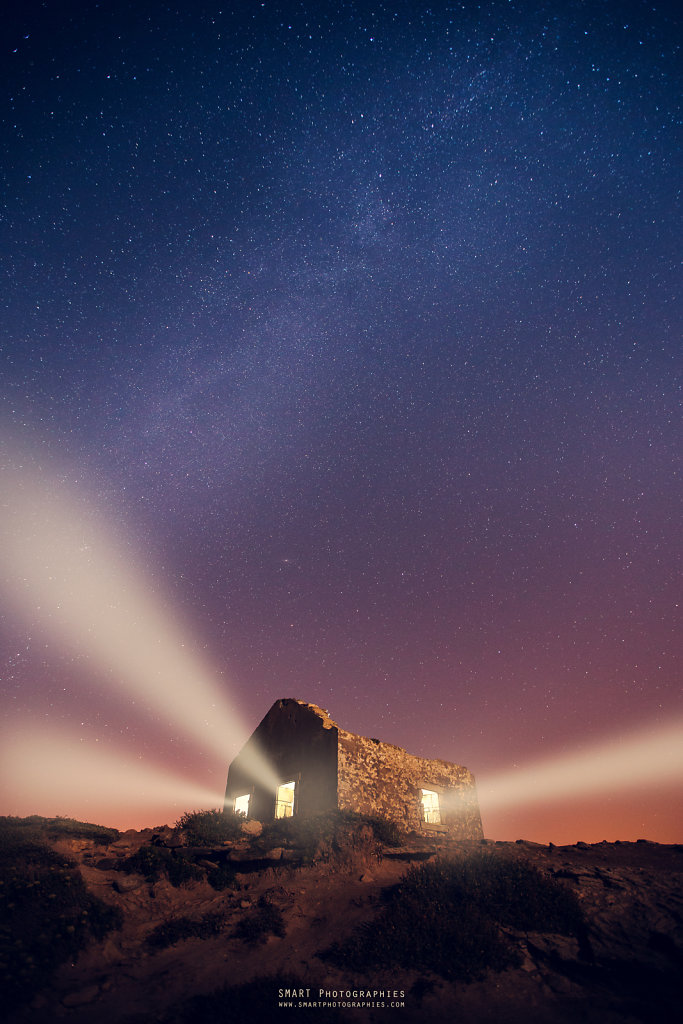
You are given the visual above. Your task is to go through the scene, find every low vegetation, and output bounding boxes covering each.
[324,848,584,982]
[175,808,244,846]
[204,861,237,890]
[232,894,286,945]
[118,845,237,890]
[260,809,403,864]
[0,814,119,845]
[0,820,122,1013]
[146,910,225,950]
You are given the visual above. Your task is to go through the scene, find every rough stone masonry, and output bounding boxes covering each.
[225,698,483,838]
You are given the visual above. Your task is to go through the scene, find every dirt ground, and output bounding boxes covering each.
[9,831,683,1024]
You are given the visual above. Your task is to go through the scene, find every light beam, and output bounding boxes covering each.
[0,440,280,819]
[478,718,683,812]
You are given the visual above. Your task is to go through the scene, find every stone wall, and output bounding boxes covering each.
[224,698,483,838]
[336,729,483,838]
[225,699,338,819]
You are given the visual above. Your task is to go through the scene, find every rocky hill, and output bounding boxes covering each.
[3,816,682,1023]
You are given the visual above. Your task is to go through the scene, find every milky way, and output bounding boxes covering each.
[1,1,680,841]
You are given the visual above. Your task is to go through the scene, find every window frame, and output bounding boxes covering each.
[420,787,442,825]
[234,792,251,817]
[274,779,296,819]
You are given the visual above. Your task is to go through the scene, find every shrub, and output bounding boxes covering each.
[167,855,205,888]
[360,812,404,846]
[146,911,225,950]
[175,808,244,846]
[408,849,584,935]
[118,840,236,890]
[0,830,122,1013]
[233,895,286,945]
[206,862,236,891]
[119,846,203,887]
[260,809,402,864]
[119,845,170,882]
[324,848,584,983]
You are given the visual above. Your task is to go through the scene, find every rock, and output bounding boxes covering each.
[265,847,285,860]
[552,868,580,882]
[527,934,581,962]
[62,985,101,1007]
[151,829,171,845]
[228,846,253,861]
[152,826,184,848]
[113,875,142,893]
[61,838,93,854]
[94,858,118,870]
[240,819,263,836]
[108,841,136,853]
[261,885,294,904]
[239,899,252,909]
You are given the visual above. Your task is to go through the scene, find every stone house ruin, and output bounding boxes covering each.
[224,698,483,838]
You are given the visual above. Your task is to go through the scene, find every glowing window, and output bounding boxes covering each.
[234,793,250,817]
[275,781,296,819]
[421,788,441,824]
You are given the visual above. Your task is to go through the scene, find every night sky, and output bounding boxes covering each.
[1,0,681,843]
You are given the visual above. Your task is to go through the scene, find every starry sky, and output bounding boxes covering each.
[1,0,681,843]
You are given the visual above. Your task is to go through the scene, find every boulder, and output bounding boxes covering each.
[94,858,118,871]
[151,827,184,848]
[113,875,142,893]
[240,819,263,836]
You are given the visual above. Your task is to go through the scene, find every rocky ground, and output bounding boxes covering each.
[8,827,683,1024]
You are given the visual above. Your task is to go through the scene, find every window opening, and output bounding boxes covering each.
[234,793,250,817]
[275,780,296,819]
[421,788,441,824]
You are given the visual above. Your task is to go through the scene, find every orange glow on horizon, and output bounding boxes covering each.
[477,717,683,844]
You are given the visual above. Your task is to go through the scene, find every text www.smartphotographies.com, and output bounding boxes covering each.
[278,987,406,1009]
